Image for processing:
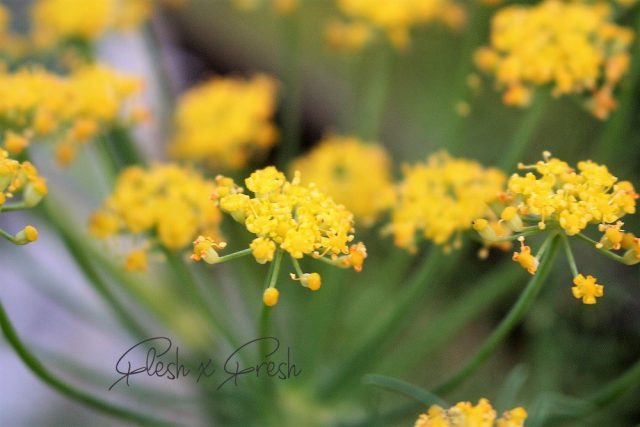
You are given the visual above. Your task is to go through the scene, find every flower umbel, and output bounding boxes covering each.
[414,398,527,427]
[474,151,639,305]
[195,166,366,305]
[388,152,505,252]
[90,164,223,270]
[169,75,279,170]
[475,0,633,119]
[291,135,394,226]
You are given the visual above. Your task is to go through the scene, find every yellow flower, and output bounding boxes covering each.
[512,237,538,275]
[250,237,276,264]
[263,287,280,306]
[124,249,148,272]
[169,75,279,170]
[91,164,223,271]
[207,166,366,305]
[333,0,465,50]
[475,0,634,119]
[215,166,357,259]
[0,65,145,166]
[0,149,48,209]
[572,274,604,305]
[414,398,527,427]
[507,152,637,235]
[191,236,227,264]
[31,0,152,46]
[291,135,394,225]
[388,152,505,252]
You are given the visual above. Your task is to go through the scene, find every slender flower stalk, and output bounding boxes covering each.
[0,300,176,427]
[434,234,561,395]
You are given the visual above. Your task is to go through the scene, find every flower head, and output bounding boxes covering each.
[414,398,526,427]
[0,65,145,166]
[31,0,152,46]
[332,0,465,50]
[90,164,223,270]
[512,237,538,275]
[475,0,633,119]
[388,152,505,252]
[507,152,637,235]
[202,166,366,305]
[291,136,394,225]
[169,75,279,170]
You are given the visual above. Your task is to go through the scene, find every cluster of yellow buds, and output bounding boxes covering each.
[328,0,465,51]
[89,164,222,272]
[233,0,298,15]
[474,0,633,119]
[473,151,638,305]
[387,152,506,253]
[0,65,146,165]
[31,0,153,47]
[192,166,367,306]
[291,135,395,226]
[169,75,279,170]
[0,149,47,245]
[414,398,527,427]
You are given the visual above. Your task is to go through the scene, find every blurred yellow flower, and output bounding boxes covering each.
[169,75,279,170]
[291,135,394,226]
[475,0,633,119]
[90,164,223,270]
[415,398,527,427]
[332,0,465,50]
[31,0,152,46]
[0,65,146,165]
[388,152,505,252]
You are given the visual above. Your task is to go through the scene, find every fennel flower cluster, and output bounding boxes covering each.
[473,152,639,305]
[414,398,527,427]
[0,65,146,165]
[388,152,506,252]
[31,0,152,46]
[291,135,394,226]
[475,0,633,119]
[193,166,367,306]
[169,75,279,170]
[90,164,222,272]
[0,149,47,245]
[328,0,465,50]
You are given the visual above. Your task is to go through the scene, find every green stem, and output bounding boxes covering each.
[433,234,561,396]
[108,125,145,167]
[58,226,148,340]
[356,45,393,140]
[0,300,175,427]
[500,97,548,171]
[260,250,283,356]
[213,248,252,263]
[276,16,303,168]
[364,374,449,407]
[562,235,580,277]
[317,247,453,399]
[382,262,522,376]
[0,202,28,212]
[575,232,631,265]
[0,227,18,243]
[164,250,244,352]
